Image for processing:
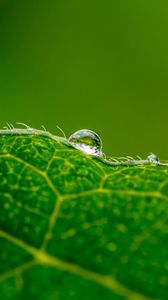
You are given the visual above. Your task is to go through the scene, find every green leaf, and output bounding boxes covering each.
[0,130,168,300]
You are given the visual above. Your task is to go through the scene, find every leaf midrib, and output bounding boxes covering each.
[0,229,149,300]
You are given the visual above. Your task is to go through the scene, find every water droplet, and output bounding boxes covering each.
[147,153,160,164]
[68,129,103,156]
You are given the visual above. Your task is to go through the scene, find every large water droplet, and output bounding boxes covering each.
[147,153,160,164]
[68,129,103,156]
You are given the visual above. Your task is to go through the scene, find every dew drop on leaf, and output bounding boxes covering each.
[68,129,103,156]
[147,153,160,164]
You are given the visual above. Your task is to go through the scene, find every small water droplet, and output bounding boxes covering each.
[68,129,103,156]
[147,153,160,164]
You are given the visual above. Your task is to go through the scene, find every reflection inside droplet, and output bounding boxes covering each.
[147,153,160,164]
[68,129,103,156]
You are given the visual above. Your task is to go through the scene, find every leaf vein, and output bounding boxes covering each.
[0,229,150,300]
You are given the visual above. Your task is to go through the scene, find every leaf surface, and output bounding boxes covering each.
[0,130,168,300]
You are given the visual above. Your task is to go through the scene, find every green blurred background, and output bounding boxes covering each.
[0,0,168,158]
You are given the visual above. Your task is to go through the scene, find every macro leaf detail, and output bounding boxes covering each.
[0,131,168,300]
